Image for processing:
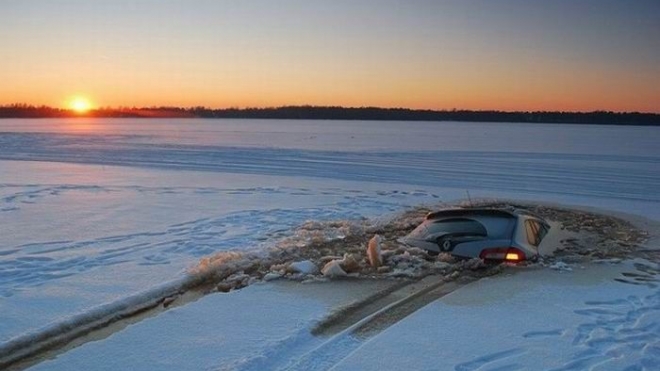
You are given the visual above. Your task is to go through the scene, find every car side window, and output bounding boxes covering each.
[537,223,549,242]
[525,220,541,246]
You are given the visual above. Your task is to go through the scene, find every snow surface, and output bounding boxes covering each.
[29,280,393,371]
[333,260,660,371]
[0,160,445,345]
[1,118,659,369]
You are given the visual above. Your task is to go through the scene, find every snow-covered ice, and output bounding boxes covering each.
[0,159,444,350]
[27,280,395,371]
[1,118,659,369]
[333,260,660,371]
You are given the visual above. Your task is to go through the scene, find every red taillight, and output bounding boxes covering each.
[479,247,526,262]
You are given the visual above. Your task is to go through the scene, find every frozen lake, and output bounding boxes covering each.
[1,118,659,354]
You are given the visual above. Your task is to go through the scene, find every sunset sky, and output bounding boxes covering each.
[1,0,658,112]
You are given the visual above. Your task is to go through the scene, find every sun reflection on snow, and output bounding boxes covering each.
[63,118,105,133]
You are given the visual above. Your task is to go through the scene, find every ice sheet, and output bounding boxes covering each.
[333,260,660,371]
[0,160,441,344]
[1,119,659,365]
[28,280,393,371]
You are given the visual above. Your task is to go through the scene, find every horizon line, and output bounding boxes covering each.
[2,103,659,115]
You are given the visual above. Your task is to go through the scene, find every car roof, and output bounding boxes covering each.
[425,207,543,221]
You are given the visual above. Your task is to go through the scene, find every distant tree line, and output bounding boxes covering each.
[0,104,195,118]
[1,103,658,126]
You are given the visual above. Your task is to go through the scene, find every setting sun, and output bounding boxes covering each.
[70,97,92,114]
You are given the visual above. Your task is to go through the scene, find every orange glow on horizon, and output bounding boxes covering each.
[2,71,658,114]
[69,97,93,114]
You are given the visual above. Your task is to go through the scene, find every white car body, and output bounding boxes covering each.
[399,208,550,261]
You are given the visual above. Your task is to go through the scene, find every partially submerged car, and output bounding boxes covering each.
[399,208,550,262]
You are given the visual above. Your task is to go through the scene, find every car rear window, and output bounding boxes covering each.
[474,216,516,238]
[408,218,488,240]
